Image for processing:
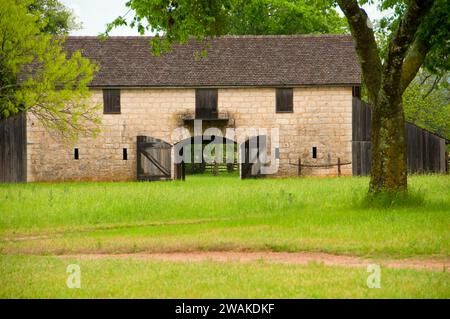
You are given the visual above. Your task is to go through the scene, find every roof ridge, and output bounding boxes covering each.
[217,34,352,38]
[65,34,352,40]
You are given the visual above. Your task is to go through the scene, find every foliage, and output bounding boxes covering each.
[403,72,450,139]
[105,0,346,54]
[222,0,346,35]
[28,0,82,35]
[369,0,450,76]
[0,0,99,139]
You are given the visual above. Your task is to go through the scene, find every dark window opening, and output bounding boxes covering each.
[74,148,79,160]
[352,86,361,98]
[195,88,218,119]
[312,147,317,159]
[123,148,128,160]
[103,89,121,114]
[276,88,293,113]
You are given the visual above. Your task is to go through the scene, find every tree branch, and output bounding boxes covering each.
[400,36,429,92]
[383,0,435,95]
[336,0,382,105]
[423,74,441,98]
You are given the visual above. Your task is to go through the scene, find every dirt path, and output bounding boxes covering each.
[1,218,221,242]
[58,251,449,272]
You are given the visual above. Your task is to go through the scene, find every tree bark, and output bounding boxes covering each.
[369,91,407,193]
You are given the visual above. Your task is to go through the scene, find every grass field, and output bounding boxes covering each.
[1,255,449,298]
[0,175,449,298]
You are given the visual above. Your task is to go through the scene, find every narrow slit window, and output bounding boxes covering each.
[74,148,79,160]
[312,147,317,159]
[123,148,128,160]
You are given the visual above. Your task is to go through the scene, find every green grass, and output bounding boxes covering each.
[1,175,449,298]
[1,175,449,257]
[1,255,449,298]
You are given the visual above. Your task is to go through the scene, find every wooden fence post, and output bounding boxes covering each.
[298,158,302,177]
[446,151,449,174]
[337,157,341,177]
[212,161,219,176]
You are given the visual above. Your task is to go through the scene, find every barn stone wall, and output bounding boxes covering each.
[26,87,352,182]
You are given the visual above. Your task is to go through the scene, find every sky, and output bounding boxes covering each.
[60,0,140,36]
[61,0,386,36]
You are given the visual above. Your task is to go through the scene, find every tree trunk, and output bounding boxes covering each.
[335,0,435,195]
[369,89,408,193]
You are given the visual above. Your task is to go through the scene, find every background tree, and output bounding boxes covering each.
[107,0,448,194]
[0,0,99,139]
[105,0,346,54]
[225,0,346,35]
[28,0,82,35]
[403,72,450,140]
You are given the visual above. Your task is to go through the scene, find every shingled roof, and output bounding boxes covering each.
[63,35,361,87]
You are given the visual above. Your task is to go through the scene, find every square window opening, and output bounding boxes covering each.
[103,89,121,114]
[195,88,218,119]
[276,88,293,113]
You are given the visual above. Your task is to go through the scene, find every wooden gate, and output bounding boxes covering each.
[0,113,27,183]
[137,136,172,181]
[240,136,266,179]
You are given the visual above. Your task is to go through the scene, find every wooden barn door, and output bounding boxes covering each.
[240,136,266,179]
[137,136,172,181]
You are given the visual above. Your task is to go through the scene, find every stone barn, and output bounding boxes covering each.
[0,35,447,182]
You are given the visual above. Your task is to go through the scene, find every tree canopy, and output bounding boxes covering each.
[222,0,346,35]
[105,0,346,54]
[371,0,449,79]
[28,0,82,35]
[0,0,99,139]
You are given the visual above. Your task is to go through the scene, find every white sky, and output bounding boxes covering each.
[61,0,386,36]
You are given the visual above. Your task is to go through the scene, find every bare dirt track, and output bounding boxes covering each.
[58,251,449,272]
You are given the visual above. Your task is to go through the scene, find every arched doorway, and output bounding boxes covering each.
[173,135,238,180]
[136,134,270,181]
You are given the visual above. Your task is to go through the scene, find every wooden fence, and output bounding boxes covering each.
[0,113,27,183]
[352,98,447,176]
[293,158,351,177]
[205,162,239,175]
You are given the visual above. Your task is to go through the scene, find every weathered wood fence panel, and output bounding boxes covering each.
[0,113,27,183]
[352,141,371,176]
[352,98,447,176]
[352,97,371,142]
